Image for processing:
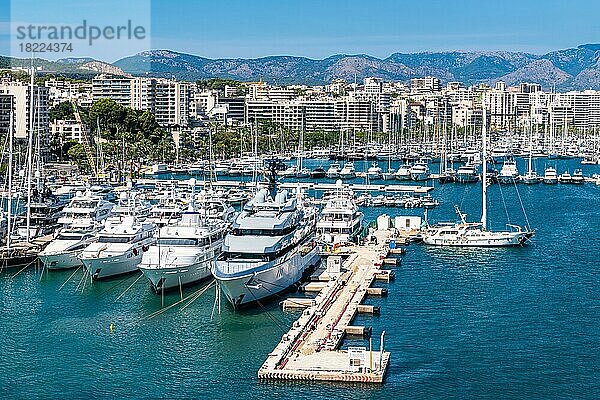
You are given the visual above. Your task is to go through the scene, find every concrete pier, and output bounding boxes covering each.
[258,228,398,383]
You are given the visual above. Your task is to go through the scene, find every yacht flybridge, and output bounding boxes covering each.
[422,109,534,247]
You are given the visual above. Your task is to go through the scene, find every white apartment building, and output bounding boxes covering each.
[410,76,441,93]
[92,75,190,127]
[154,80,190,127]
[51,119,88,144]
[0,81,49,139]
[92,75,132,107]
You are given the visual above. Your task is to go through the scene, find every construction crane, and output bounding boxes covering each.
[71,101,97,177]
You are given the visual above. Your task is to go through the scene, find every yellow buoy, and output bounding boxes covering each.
[109,323,114,333]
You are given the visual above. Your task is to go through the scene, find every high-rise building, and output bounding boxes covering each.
[0,94,14,137]
[92,75,132,107]
[410,76,441,93]
[0,81,49,139]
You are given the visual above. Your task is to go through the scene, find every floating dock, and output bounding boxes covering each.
[136,178,434,194]
[258,228,398,383]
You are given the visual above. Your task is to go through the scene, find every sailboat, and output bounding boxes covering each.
[0,62,49,268]
[522,119,541,184]
[422,108,535,247]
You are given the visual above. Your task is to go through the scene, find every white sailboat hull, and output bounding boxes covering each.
[422,230,532,247]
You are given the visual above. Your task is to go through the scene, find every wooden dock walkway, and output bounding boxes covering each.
[258,228,399,383]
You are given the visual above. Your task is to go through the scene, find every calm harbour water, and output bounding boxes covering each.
[1,158,599,399]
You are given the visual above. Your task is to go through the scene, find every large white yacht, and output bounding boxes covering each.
[39,226,98,270]
[316,184,364,245]
[57,191,113,228]
[497,158,519,183]
[213,188,319,309]
[422,109,534,247]
[80,216,156,279]
[139,201,233,292]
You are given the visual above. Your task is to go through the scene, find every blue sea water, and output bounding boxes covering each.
[0,158,599,399]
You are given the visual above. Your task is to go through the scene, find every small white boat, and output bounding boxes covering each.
[395,164,412,180]
[498,159,519,184]
[558,171,572,184]
[410,163,430,181]
[543,166,558,184]
[455,164,479,183]
[339,162,356,180]
[325,163,341,179]
[571,169,585,184]
[366,162,383,180]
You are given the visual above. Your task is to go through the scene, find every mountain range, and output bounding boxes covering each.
[3,43,600,90]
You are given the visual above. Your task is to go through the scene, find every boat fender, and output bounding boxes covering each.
[133,248,138,256]
[142,245,149,252]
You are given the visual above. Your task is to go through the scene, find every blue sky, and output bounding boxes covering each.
[1,0,600,61]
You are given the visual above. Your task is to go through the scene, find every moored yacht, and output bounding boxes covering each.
[498,158,519,184]
[39,226,98,270]
[325,163,341,179]
[339,162,356,179]
[422,207,534,247]
[80,216,156,279]
[395,164,412,180]
[366,162,383,180]
[57,191,113,228]
[558,170,572,184]
[455,164,479,183]
[521,170,541,184]
[410,162,430,181]
[213,187,319,309]
[571,169,585,184]
[543,166,558,184]
[139,203,232,292]
[310,166,326,179]
[316,183,364,245]
[147,197,184,227]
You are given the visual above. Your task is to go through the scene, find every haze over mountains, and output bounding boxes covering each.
[3,44,600,90]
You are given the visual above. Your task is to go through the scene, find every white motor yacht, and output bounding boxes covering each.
[316,183,364,245]
[39,226,99,270]
[80,216,156,279]
[213,187,319,309]
[139,204,231,292]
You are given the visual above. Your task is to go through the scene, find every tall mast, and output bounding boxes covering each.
[528,118,533,174]
[6,108,13,248]
[481,107,487,230]
[25,60,35,242]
